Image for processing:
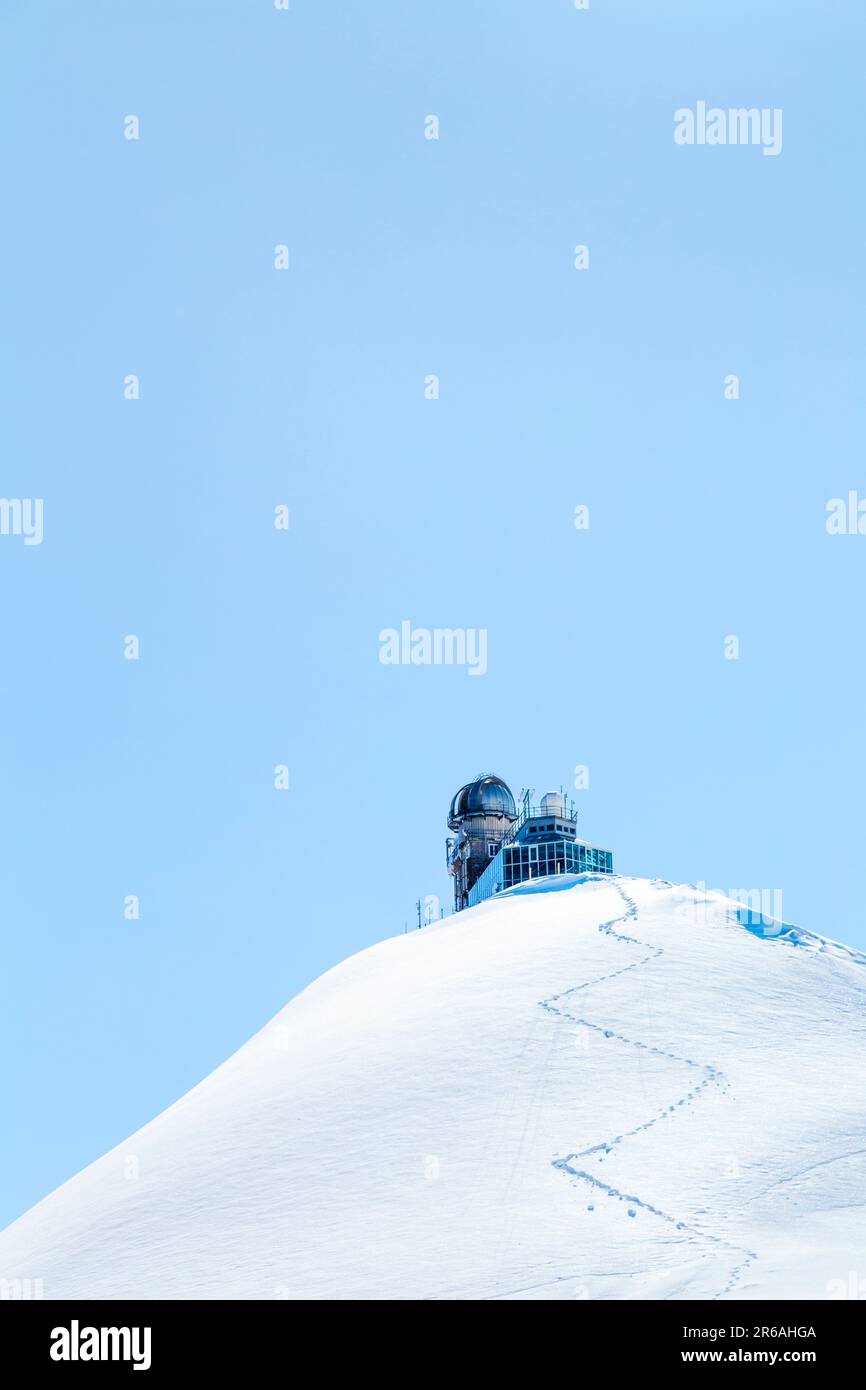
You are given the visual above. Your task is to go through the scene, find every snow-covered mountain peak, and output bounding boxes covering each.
[2,875,864,1301]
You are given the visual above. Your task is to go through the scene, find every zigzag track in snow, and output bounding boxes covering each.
[540,877,756,1300]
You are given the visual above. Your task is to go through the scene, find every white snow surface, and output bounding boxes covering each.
[3,875,866,1301]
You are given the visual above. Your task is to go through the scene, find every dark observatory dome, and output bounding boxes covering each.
[448,774,516,828]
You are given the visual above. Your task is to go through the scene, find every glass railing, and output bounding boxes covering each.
[468,835,614,908]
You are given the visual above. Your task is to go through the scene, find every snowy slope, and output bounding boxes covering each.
[2,875,866,1301]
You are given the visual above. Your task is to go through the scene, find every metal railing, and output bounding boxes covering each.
[509,795,578,841]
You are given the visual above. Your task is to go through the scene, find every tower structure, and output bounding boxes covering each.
[446,774,614,912]
[445,774,517,912]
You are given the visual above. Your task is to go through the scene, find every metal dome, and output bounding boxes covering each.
[448,774,516,827]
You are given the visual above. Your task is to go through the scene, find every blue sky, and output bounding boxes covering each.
[1,0,864,1228]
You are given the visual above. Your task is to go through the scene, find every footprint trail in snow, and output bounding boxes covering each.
[540,878,757,1299]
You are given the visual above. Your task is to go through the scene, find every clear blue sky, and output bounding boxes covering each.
[1,0,864,1229]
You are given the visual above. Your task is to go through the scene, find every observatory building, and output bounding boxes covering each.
[446,773,613,912]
